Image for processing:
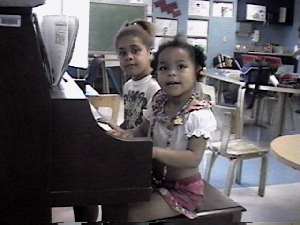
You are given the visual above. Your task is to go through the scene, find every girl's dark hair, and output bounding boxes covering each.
[114,19,155,49]
[152,34,206,78]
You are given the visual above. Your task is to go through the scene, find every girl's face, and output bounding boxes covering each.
[117,35,152,80]
[157,47,198,99]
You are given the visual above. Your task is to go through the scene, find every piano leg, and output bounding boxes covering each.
[101,204,128,223]
[73,205,99,222]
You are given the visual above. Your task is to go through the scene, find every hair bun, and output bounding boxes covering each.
[130,19,155,37]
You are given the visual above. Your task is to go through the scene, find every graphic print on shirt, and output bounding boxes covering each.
[123,90,147,129]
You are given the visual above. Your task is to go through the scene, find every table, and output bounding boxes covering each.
[271,134,300,170]
[204,69,300,137]
[234,51,298,72]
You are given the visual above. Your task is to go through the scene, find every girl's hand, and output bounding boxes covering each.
[152,147,162,159]
[108,124,133,139]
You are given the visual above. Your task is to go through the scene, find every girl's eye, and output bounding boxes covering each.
[131,48,141,54]
[118,51,126,57]
[158,65,167,71]
[178,64,188,70]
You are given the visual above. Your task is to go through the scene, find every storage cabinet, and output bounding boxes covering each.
[237,0,294,25]
[237,0,267,22]
[267,0,294,25]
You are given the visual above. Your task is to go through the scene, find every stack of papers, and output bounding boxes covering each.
[40,15,79,86]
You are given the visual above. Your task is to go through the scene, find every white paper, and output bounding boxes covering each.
[41,15,79,86]
[188,0,209,17]
[154,36,172,51]
[279,7,287,23]
[187,19,208,37]
[246,4,266,22]
[154,18,177,36]
[251,29,260,42]
[97,107,113,123]
[41,15,69,86]
[187,38,207,52]
[212,2,233,17]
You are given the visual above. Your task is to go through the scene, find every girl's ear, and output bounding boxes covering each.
[149,48,154,61]
[196,66,204,82]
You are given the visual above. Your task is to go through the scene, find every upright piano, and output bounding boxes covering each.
[0,4,245,225]
[0,5,152,224]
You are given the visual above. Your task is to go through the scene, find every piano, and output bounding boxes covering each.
[0,4,245,225]
[0,5,152,224]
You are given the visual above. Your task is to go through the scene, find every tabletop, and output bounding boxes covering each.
[270,134,300,170]
[204,69,300,94]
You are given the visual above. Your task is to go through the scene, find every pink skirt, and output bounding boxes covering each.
[156,173,204,219]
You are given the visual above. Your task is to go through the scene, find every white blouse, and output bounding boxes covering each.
[145,108,216,150]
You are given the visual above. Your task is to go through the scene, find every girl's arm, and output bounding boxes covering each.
[152,136,207,168]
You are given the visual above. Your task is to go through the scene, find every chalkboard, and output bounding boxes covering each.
[89,1,146,53]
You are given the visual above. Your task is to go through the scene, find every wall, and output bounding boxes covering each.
[34,0,299,70]
[282,0,300,50]
[151,0,238,68]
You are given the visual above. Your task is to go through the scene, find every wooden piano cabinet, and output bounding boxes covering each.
[49,76,153,221]
[1,6,153,224]
[0,7,52,224]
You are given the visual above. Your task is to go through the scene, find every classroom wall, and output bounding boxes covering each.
[105,0,298,68]
[34,0,299,70]
[226,0,300,53]
[152,0,238,68]
[282,0,300,50]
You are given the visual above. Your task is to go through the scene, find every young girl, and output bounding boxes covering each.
[115,19,161,129]
[110,35,216,222]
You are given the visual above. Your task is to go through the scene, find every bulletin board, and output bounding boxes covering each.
[89,1,146,53]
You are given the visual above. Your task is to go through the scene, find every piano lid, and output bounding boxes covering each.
[0,0,45,7]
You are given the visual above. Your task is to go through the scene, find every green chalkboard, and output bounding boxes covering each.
[89,1,146,53]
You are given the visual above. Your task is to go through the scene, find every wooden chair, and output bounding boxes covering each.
[196,82,216,104]
[88,94,123,125]
[204,104,269,197]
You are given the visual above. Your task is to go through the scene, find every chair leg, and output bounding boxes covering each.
[258,154,268,197]
[204,151,218,182]
[224,158,240,196]
[254,97,262,125]
[235,160,243,184]
[287,97,295,131]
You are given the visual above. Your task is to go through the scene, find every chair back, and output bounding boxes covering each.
[88,94,122,124]
[195,82,216,103]
[212,105,237,154]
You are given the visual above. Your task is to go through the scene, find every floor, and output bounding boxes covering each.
[231,183,300,223]
[207,98,300,223]
[52,95,300,223]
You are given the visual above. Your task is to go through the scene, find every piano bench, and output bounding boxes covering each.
[151,181,246,225]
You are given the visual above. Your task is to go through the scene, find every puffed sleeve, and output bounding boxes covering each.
[185,109,217,139]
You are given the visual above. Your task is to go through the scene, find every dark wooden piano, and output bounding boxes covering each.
[0,4,245,225]
[0,5,152,224]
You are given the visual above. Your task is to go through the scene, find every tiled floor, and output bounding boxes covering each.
[231,183,300,223]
